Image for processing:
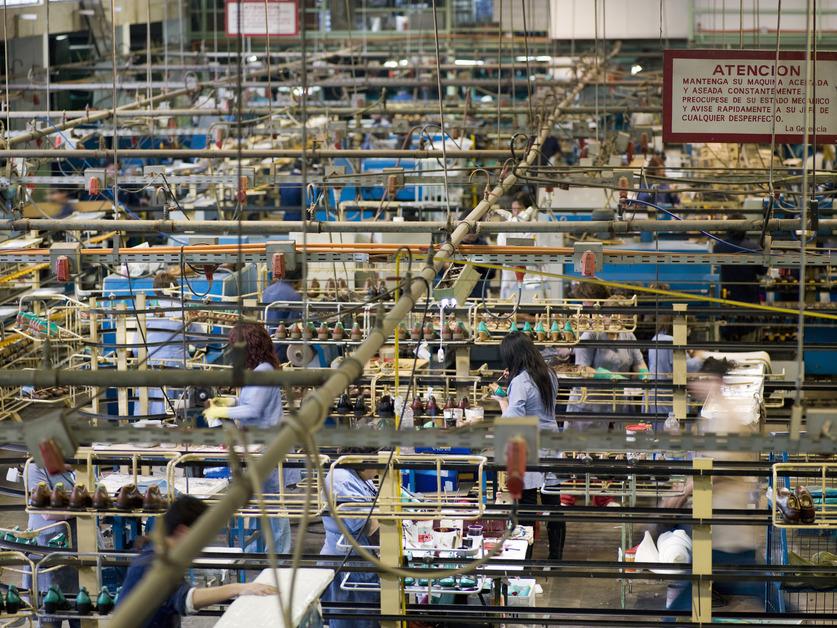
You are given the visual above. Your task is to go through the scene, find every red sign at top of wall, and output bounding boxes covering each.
[663,49,837,144]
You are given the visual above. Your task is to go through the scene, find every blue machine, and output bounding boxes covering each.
[562,239,717,297]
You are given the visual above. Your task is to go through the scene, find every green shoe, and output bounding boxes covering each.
[6,585,21,614]
[75,586,92,615]
[47,532,68,548]
[4,526,19,542]
[43,585,64,614]
[813,551,837,566]
[96,587,114,615]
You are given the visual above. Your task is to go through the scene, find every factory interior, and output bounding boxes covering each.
[0,0,836,626]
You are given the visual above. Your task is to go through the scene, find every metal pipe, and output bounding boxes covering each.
[7,78,659,91]
[2,104,658,118]
[108,50,613,628]
[0,368,333,388]
[0,148,510,159]
[0,218,816,235]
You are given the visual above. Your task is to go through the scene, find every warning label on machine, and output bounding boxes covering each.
[663,50,837,143]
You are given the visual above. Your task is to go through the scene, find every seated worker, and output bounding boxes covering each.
[321,449,380,628]
[637,154,680,206]
[565,295,649,431]
[116,495,277,628]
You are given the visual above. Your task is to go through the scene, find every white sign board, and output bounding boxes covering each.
[225,0,298,37]
[663,50,837,143]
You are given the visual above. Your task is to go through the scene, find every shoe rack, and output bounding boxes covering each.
[772,462,837,528]
[168,452,330,518]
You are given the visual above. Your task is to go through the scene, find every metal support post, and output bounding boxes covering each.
[136,293,149,417]
[692,457,713,623]
[672,304,688,425]
[116,303,128,419]
[89,298,100,417]
[378,452,402,628]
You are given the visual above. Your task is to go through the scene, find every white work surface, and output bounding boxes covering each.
[484,538,530,572]
[215,568,335,628]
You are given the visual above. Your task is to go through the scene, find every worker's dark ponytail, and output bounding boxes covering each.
[499,332,556,411]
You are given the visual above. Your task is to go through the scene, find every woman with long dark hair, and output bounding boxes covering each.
[494,331,565,560]
[204,322,291,554]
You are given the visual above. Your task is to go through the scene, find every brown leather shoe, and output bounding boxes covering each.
[29,481,50,508]
[796,486,817,524]
[69,483,92,510]
[142,485,167,511]
[50,482,69,509]
[115,484,143,510]
[92,484,112,510]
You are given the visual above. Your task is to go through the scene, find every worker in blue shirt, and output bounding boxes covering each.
[320,450,380,628]
[263,277,302,327]
[203,322,293,554]
[116,496,276,628]
[262,273,302,363]
[24,462,80,628]
[492,332,564,560]
[133,271,200,417]
[637,155,680,206]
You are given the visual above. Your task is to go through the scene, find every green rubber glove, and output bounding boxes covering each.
[594,367,625,381]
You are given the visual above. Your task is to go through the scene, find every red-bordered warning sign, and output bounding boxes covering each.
[225,0,299,37]
[663,49,837,144]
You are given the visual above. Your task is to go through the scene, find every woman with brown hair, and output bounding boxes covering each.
[204,322,291,553]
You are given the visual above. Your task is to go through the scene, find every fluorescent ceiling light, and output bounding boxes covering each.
[55,34,68,41]
[454,59,484,66]
[383,60,398,68]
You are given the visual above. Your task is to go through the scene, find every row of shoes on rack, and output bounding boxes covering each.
[2,527,66,548]
[775,486,817,524]
[43,585,115,616]
[29,482,168,512]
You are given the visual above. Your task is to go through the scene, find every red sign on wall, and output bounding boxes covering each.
[663,49,837,144]
[225,0,299,37]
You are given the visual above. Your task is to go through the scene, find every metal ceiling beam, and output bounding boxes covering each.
[0,148,510,159]
[3,104,658,118]
[0,368,333,389]
[0,218,819,235]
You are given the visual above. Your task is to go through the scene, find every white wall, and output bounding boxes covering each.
[548,0,690,40]
[693,0,837,34]
[494,0,551,32]
[547,0,837,41]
